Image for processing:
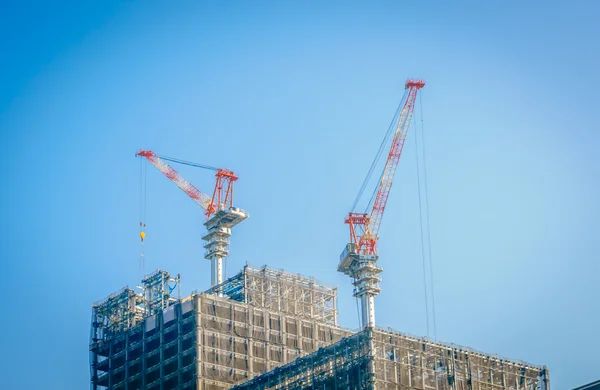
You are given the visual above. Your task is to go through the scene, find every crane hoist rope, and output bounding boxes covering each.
[139,158,148,281]
[351,96,406,213]
[415,91,437,339]
[139,159,147,244]
[413,102,431,337]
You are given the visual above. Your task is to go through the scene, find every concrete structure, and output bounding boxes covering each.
[89,266,349,390]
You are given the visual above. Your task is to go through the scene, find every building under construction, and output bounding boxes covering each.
[92,79,549,389]
[89,266,351,390]
[90,265,549,390]
[233,327,549,390]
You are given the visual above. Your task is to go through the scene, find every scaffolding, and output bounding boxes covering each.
[140,269,181,317]
[205,265,338,325]
[232,327,550,390]
[195,290,350,389]
[90,266,549,390]
[89,265,349,390]
[90,287,144,344]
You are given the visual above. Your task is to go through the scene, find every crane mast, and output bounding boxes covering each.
[338,79,425,328]
[136,150,248,289]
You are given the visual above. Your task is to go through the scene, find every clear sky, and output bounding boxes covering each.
[1,1,598,389]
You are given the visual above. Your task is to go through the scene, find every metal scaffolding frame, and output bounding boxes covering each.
[140,269,181,317]
[90,287,145,344]
[204,265,338,326]
[90,266,549,390]
[90,265,349,390]
[232,327,550,390]
[195,291,350,389]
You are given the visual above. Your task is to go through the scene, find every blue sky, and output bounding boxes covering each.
[1,1,598,389]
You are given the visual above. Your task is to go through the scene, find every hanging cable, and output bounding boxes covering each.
[139,158,143,281]
[144,161,148,216]
[138,159,148,281]
[364,90,411,213]
[419,92,437,339]
[143,162,147,275]
[354,287,363,387]
[159,154,219,171]
[139,157,143,228]
[365,161,385,214]
[351,91,408,212]
[353,277,362,328]
[414,107,431,338]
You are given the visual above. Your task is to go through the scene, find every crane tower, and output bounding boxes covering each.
[136,150,247,288]
[338,79,425,328]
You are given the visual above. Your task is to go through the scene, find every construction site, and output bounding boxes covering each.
[90,80,551,390]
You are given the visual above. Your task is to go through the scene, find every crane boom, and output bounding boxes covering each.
[339,79,425,328]
[346,79,425,256]
[136,150,212,212]
[368,79,425,241]
[136,149,239,221]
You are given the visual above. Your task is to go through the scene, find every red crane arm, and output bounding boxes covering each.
[346,79,425,255]
[368,79,425,237]
[137,149,212,211]
[136,150,238,219]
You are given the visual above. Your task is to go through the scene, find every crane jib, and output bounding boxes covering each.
[135,149,237,219]
[345,79,425,255]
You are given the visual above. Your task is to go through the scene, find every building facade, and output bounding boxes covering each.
[89,266,349,390]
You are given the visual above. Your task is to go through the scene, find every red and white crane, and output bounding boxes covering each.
[137,150,247,288]
[338,79,425,328]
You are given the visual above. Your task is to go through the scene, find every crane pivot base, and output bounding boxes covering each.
[205,207,248,230]
[338,243,382,328]
[203,207,248,289]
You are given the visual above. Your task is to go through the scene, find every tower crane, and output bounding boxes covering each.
[338,79,425,328]
[136,150,248,288]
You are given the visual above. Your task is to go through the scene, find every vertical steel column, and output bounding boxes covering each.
[125,333,130,390]
[177,304,182,389]
[108,341,113,389]
[159,313,164,390]
[141,321,146,389]
[540,367,551,390]
[196,296,203,390]
[247,305,254,374]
